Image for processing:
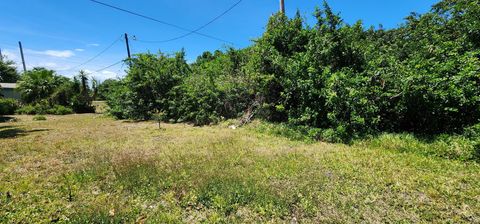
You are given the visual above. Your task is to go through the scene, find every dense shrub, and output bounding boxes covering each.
[251,1,480,137]
[107,49,255,125]
[16,101,50,115]
[462,123,480,160]
[166,49,253,125]
[107,0,480,143]
[0,98,19,115]
[47,105,74,115]
[96,79,121,101]
[71,95,95,113]
[15,105,38,115]
[106,52,190,120]
[16,102,73,115]
[463,123,480,140]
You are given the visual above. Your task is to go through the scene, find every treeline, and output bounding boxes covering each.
[107,0,480,141]
[0,65,104,115]
[17,69,97,114]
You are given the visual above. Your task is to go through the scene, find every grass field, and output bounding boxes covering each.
[1,114,479,223]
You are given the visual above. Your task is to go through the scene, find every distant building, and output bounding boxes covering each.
[0,83,21,100]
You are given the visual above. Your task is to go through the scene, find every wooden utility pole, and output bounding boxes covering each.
[18,41,27,73]
[124,33,131,60]
[280,0,285,14]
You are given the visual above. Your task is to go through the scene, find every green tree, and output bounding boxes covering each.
[96,78,121,101]
[78,70,89,96]
[91,77,99,100]
[17,68,62,103]
[0,60,20,83]
[71,70,94,113]
[107,51,190,120]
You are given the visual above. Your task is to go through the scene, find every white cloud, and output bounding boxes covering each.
[83,69,94,74]
[33,62,71,71]
[100,70,118,80]
[73,70,119,80]
[27,49,75,58]
[44,50,75,58]
[75,48,85,52]
[39,62,57,67]
[2,49,19,61]
[87,43,100,47]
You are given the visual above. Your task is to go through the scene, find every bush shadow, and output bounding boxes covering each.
[0,116,16,123]
[0,126,49,139]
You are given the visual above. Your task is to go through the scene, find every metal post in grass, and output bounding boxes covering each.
[153,111,165,130]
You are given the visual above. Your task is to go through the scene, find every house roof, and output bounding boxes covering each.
[0,83,17,89]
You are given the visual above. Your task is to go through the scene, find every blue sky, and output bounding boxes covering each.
[0,0,438,81]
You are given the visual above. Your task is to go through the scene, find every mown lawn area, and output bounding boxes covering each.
[1,114,479,223]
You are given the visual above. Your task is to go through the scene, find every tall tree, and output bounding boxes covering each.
[78,70,89,95]
[91,77,99,100]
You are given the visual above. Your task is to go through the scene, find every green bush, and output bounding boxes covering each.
[71,95,95,114]
[15,104,37,115]
[462,123,480,161]
[16,102,73,115]
[106,0,480,143]
[33,115,47,121]
[107,51,190,121]
[0,98,19,115]
[463,123,480,140]
[16,101,49,115]
[46,105,73,115]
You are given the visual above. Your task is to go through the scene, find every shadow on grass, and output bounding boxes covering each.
[121,120,146,123]
[0,116,16,123]
[0,125,15,130]
[0,127,49,139]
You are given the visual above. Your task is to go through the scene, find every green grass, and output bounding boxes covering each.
[1,115,479,223]
[32,115,47,121]
[92,101,108,114]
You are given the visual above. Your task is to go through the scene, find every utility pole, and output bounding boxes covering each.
[280,0,285,14]
[0,48,3,62]
[124,33,131,60]
[18,41,27,73]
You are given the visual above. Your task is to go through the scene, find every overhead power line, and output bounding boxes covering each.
[88,0,240,45]
[69,35,123,71]
[0,42,20,49]
[95,60,124,73]
[135,0,242,44]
